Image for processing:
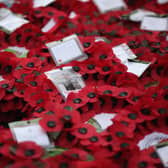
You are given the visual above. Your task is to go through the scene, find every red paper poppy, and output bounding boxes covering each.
[63,148,88,161]
[66,91,88,109]
[80,132,105,146]
[39,114,63,133]
[10,160,49,168]
[56,131,78,148]
[71,123,97,139]
[60,109,81,130]
[13,142,43,160]
[20,57,42,70]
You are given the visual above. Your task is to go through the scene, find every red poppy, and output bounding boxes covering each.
[20,57,42,70]
[10,160,49,168]
[42,9,67,33]
[0,52,19,79]
[66,91,88,109]
[97,85,114,96]
[97,60,114,75]
[132,97,159,121]
[27,90,50,107]
[76,102,99,122]
[73,60,99,75]
[127,153,157,168]
[79,36,95,52]
[108,121,135,139]
[116,72,139,88]
[143,146,161,164]
[13,68,32,80]
[21,32,43,49]
[39,114,63,133]
[14,83,27,98]
[71,123,97,139]
[46,154,76,168]
[13,142,43,160]
[23,73,44,88]
[56,131,78,148]
[152,100,168,116]
[0,31,8,50]
[76,85,98,103]
[80,132,105,146]
[41,77,60,97]
[60,109,81,130]
[114,109,143,124]
[0,87,5,101]
[63,148,88,161]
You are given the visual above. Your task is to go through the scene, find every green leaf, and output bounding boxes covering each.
[43,147,68,159]
[48,131,61,140]
[87,118,102,133]
[64,106,74,111]
[145,81,160,89]
[86,154,94,161]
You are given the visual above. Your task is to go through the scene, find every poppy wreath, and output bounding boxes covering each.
[0,0,167,167]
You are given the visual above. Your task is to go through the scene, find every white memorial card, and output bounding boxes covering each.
[9,119,52,147]
[112,43,137,63]
[46,34,87,66]
[138,132,168,150]
[157,0,168,4]
[127,61,151,77]
[156,141,168,167]
[45,67,85,100]
[166,35,168,41]
[4,46,28,58]
[0,75,4,81]
[129,9,156,22]
[42,18,57,33]
[93,113,116,130]
[112,43,151,77]
[0,0,14,7]
[33,0,56,8]
[141,16,168,31]
[0,8,29,33]
[93,0,127,13]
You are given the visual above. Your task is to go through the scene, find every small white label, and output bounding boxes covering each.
[166,35,168,41]
[157,146,168,167]
[0,8,29,33]
[112,43,137,63]
[46,34,87,66]
[42,18,57,33]
[156,145,168,167]
[69,12,77,19]
[0,0,14,8]
[138,132,168,150]
[95,36,105,42]
[157,0,168,4]
[9,119,52,147]
[78,0,90,2]
[129,9,156,22]
[141,16,168,31]
[5,46,28,58]
[13,125,51,147]
[93,0,127,13]
[127,61,151,77]
[93,113,116,130]
[33,0,56,8]
[45,67,85,100]
[112,43,150,77]
[0,76,4,81]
